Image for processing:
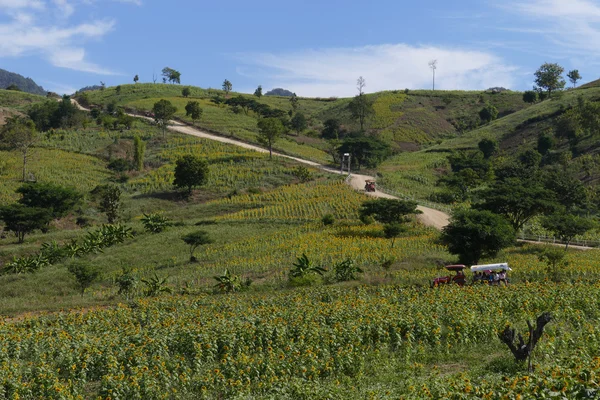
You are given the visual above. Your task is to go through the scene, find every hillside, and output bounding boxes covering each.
[0,68,46,95]
[0,89,47,124]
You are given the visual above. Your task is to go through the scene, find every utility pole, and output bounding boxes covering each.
[341,153,351,174]
[428,60,438,91]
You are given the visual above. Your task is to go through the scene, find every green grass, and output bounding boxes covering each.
[0,89,46,111]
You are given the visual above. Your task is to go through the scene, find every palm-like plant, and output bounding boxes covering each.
[141,273,172,297]
[213,269,242,293]
[141,213,170,233]
[290,254,327,278]
[333,259,363,282]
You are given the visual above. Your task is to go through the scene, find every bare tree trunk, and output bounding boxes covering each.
[499,312,553,371]
[22,148,27,182]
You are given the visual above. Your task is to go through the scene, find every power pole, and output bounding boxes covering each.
[428,60,438,91]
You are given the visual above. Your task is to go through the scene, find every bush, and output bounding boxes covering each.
[107,158,131,172]
[321,214,335,226]
[141,212,170,233]
[333,259,363,282]
[68,263,100,297]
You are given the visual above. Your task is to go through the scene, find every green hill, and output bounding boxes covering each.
[0,68,46,95]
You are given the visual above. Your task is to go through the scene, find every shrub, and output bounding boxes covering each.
[333,259,363,282]
[141,212,170,233]
[321,214,335,226]
[68,263,100,297]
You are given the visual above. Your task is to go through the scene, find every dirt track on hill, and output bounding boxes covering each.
[72,100,451,229]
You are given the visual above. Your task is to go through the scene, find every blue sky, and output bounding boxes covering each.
[0,0,598,96]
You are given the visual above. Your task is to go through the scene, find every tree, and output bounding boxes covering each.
[567,69,582,88]
[133,135,145,171]
[523,90,539,104]
[257,118,284,159]
[181,230,213,262]
[0,204,51,243]
[152,99,177,138]
[499,313,553,371]
[184,101,203,126]
[0,116,39,181]
[115,85,121,95]
[541,213,595,249]
[544,168,587,212]
[222,79,232,96]
[383,223,405,248]
[348,94,374,131]
[6,84,21,91]
[338,136,391,169]
[537,132,554,155]
[440,209,516,265]
[290,112,307,135]
[479,102,499,124]
[133,74,139,84]
[289,93,299,112]
[173,155,209,194]
[17,182,81,220]
[438,168,482,201]
[359,198,421,225]
[534,63,565,97]
[161,67,181,84]
[92,185,121,223]
[357,76,366,95]
[254,85,263,98]
[478,138,498,159]
[182,87,191,97]
[428,60,438,90]
[322,118,341,140]
[475,178,558,232]
[68,263,100,297]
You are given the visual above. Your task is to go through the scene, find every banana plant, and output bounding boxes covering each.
[213,269,242,293]
[289,253,327,278]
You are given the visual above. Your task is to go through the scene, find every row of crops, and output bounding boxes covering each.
[1,284,599,398]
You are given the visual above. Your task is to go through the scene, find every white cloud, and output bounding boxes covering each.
[236,44,518,97]
[0,1,120,74]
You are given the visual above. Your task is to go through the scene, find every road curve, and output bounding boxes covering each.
[72,100,450,229]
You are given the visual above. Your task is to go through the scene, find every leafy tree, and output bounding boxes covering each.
[322,118,341,140]
[0,116,39,181]
[254,85,263,98]
[359,198,421,225]
[534,63,565,97]
[133,135,145,171]
[116,267,138,300]
[161,67,181,84]
[214,269,242,293]
[440,209,516,265]
[289,253,326,278]
[523,90,539,104]
[518,149,542,169]
[292,165,312,183]
[92,185,121,223]
[141,212,170,233]
[448,150,491,178]
[133,74,139,83]
[289,93,299,112]
[541,213,595,249]
[438,168,482,201]
[544,169,587,212]
[475,178,558,232]
[538,248,568,282]
[222,79,232,96]
[68,263,100,297]
[478,138,498,159]
[333,259,362,282]
[290,112,307,134]
[479,102,499,124]
[181,230,213,262]
[0,204,52,243]
[567,69,582,88]
[537,132,555,155]
[141,273,172,296]
[6,84,20,91]
[257,117,284,159]
[152,99,177,138]
[383,223,405,248]
[338,136,392,169]
[182,87,191,97]
[17,182,81,220]
[173,155,209,194]
[348,94,374,131]
[115,85,121,95]
[184,101,203,126]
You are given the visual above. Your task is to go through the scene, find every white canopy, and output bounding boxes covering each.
[470,263,511,272]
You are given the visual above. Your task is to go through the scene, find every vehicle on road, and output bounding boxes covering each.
[364,180,376,192]
[431,265,467,287]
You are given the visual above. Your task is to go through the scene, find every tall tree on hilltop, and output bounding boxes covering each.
[222,79,232,96]
[133,74,139,84]
[428,60,438,90]
[254,85,263,98]
[567,70,582,88]
[534,63,565,97]
[162,67,181,84]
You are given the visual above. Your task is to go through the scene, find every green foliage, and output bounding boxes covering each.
[478,138,498,159]
[173,154,209,194]
[0,115,39,181]
[253,85,262,98]
[348,93,374,131]
[522,90,539,104]
[438,168,482,201]
[322,118,341,140]
[141,273,172,297]
[133,74,139,83]
[3,253,49,274]
[479,102,499,123]
[359,198,421,225]
[116,267,138,299]
[184,100,203,125]
[141,212,170,233]
[133,135,145,171]
[181,230,213,261]
[257,117,284,159]
[213,269,242,293]
[534,63,566,97]
[541,213,595,249]
[383,222,405,248]
[321,213,335,226]
[222,79,232,95]
[338,135,392,169]
[92,185,122,224]
[567,69,582,88]
[537,132,554,155]
[290,253,327,278]
[538,247,568,282]
[181,87,191,97]
[292,165,312,183]
[441,209,516,265]
[152,99,177,137]
[16,182,82,220]
[68,263,100,296]
[333,258,362,282]
[544,169,588,212]
[28,96,83,131]
[0,204,51,243]
[290,112,307,134]
[5,84,20,91]
[161,67,181,84]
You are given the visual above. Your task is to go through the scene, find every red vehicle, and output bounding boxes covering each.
[364,180,376,192]
[431,265,467,287]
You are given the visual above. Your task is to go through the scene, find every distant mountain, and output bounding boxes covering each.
[0,68,46,96]
[265,88,294,97]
